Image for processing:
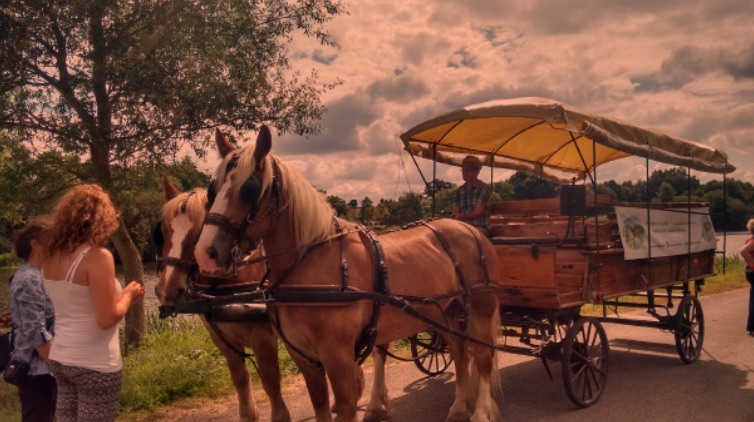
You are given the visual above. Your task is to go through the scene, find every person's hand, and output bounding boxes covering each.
[125,281,146,302]
[0,314,12,328]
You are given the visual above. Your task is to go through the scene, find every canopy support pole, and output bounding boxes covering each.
[646,156,653,286]
[722,172,728,274]
[408,146,433,215]
[432,143,437,216]
[569,132,596,186]
[687,164,692,284]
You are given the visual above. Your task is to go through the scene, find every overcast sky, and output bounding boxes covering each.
[201,0,754,203]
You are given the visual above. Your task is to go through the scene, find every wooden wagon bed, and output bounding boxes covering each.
[490,194,716,310]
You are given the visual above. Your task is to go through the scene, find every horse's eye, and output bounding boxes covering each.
[240,177,262,204]
[152,221,164,249]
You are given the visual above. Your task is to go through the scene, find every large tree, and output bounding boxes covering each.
[0,0,344,345]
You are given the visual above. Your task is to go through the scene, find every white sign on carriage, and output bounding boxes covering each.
[614,206,717,260]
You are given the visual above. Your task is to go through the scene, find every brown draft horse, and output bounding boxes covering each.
[153,179,290,422]
[194,126,502,422]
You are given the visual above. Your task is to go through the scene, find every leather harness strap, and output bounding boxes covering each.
[265,225,388,367]
[415,221,471,332]
[353,230,388,365]
[160,219,502,366]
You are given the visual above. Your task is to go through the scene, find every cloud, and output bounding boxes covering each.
[274,92,380,155]
[633,43,754,92]
[365,74,431,103]
[312,49,339,65]
[260,0,754,202]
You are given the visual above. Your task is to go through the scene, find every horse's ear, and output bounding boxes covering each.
[215,128,235,158]
[253,125,272,164]
[162,176,180,200]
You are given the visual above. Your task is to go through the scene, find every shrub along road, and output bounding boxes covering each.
[144,288,754,421]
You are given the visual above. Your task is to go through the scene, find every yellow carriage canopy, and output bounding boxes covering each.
[400,97,735,182]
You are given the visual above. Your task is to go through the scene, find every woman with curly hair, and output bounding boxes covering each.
[42,184,144,421]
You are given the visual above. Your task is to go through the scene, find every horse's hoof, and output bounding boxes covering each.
[363,407,389,422]
[445,411,471,422]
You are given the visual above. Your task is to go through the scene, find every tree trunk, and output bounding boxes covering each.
[110,219,146,349]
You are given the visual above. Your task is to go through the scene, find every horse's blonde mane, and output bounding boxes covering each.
[232,147,334,247]
[162,188,207,235]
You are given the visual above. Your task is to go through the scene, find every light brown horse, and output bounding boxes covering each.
[154,179,290,422]
[194,126,502,422]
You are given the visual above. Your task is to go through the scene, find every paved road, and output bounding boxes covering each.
[150,289,754,421]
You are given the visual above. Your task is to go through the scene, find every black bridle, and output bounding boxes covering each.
[203,157,281,270]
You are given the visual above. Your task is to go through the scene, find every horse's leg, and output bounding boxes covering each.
[364,343,391,422]
[287,348,333,422]
[444,333,470,422]
[319,343,362,422]
[203,321,258,421]
[467,307,501,422]
[248,323,291,422]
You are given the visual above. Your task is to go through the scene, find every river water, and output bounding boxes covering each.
[0,232,750,317]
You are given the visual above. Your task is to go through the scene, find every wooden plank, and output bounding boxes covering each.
[498,286,584,310]
[495,245,556,289]
[491,220,585,239]
[490,194,613,217]
[490,197,560,216]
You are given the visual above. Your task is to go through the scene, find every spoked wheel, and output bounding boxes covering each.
[561,317,609,408]
[410,328,452,376]
[674,295,704,363]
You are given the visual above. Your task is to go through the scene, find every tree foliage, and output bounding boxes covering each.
[327,195,348,218]
[359,196,373,224]
[508,172,559,200]
[423,178,455,196]
[0,0,345,345]
[0,0,345,167]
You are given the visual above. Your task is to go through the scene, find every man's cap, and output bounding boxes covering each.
[461,155,482,170]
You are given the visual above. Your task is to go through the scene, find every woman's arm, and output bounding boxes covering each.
[740,240,754,268]
[86,248,144,330]
[11,268,53,358]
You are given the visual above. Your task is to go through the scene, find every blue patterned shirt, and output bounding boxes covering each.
[453,180,491,231]
[10,263,55,376]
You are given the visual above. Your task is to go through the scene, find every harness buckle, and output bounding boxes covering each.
[262,288,274,303]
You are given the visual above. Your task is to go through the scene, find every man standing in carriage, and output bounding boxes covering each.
[451,155,491,236]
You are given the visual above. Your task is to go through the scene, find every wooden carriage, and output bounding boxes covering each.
[401,97,734,407]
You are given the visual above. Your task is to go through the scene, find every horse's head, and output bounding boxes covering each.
[154,177,207,305]
[194,126,277,277]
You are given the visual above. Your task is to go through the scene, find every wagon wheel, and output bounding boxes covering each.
[410,329,452,376]
[674,295,704,363]
[561,317,609,408]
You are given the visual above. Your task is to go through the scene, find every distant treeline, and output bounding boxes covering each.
[0,152,748,259]
[328,168,750,233]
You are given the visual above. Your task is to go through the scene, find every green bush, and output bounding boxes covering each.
[0,253,20,268]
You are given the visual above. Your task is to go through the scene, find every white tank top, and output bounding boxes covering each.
[44,247,123,372]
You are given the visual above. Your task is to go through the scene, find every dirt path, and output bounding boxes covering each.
[123,289,754,421]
